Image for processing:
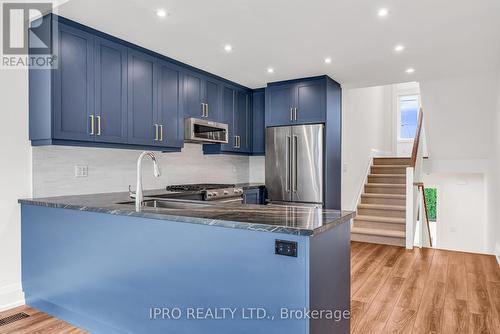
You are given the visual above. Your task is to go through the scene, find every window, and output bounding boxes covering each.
[398,94,419,139]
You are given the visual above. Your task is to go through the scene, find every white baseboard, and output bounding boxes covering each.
[0,283,25,312]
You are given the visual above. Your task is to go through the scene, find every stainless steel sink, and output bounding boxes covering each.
[117,199,212,210]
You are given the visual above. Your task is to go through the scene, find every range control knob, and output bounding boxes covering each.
[223,190,229,195]
[211,192,218,197]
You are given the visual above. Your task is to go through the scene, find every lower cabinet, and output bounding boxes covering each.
[243,188,264,205]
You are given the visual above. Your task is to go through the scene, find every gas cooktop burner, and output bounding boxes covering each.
[166,183,236,192]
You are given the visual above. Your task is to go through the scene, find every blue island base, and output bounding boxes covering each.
[21,205,350,333]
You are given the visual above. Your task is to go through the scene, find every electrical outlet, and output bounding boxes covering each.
[343,164,348,173]
[74,165,88,177]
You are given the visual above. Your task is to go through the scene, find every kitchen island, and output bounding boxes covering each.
[19,190,354,334]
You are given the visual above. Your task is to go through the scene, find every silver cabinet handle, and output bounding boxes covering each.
[290,107,293,121]
[201,103,205,117]
[154,124,159,141]
[89,115,94,135]
[96,116,101,135]
[205,103,208,117]
[294,108,298,121]
[234,135,237,148]
[159,124,163,141]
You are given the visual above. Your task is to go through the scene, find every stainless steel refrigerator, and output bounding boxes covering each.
[265,124,324,206]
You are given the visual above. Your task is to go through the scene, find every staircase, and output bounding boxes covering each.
[351,157,410,247]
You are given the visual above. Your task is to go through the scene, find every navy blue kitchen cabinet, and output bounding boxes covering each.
[53,23,95,142]
[243,187,263,204]
[234,90,252,153]
[157,61,183,148]
[252,89,265,155]
[203,86,254,154]
[127,49,158,146]
[183,72,221,121]
[94,37,128,143]
[265,77,326,127]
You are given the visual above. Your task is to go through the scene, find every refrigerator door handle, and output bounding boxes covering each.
[286,136,291,192]
[292,135,298,192]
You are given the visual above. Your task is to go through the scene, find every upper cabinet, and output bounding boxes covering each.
[203,86,254,155]
[265,77,326,127]
[94,37,128,143]
[251,89,265,155]
[157,60,183,148]
[53,23,95,142]
[183,72,221,121]
[127,50,158,146]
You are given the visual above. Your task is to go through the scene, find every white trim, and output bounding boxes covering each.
[405,167,414,249]
[0,283,25,312]
[496,255,500,267]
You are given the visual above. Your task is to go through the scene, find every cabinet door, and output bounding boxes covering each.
[53,23,94,141]
[205,79,221,121]
[157,61,183,148]
[252,90,265,154]
[94,37,127,143]
[295,79,326,124]
[127,49,157,146]
[243,188,261,204]
[265,85,294,126]
[183,72,204,118]
[220,86,236,151]
[234,90,251,152]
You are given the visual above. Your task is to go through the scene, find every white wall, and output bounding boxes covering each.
[0,69,31,310]
[423,173,487,254]
[341,84,394,210]
[420,72,499,255]
[33,144,250,197]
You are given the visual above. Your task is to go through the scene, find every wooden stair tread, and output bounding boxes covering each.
[365,183,405,188]
[371,164,409,168]
[354,215,405,224]
[369,173,406,177]
[361,193,406,199]
[358,203,406,211]
[351,226,405,238]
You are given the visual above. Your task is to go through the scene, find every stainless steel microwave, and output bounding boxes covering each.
[184,118,229,144]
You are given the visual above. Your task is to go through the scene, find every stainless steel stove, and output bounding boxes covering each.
[166,183,244,203]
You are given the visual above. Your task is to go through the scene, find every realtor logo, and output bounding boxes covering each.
[1,1,56,69]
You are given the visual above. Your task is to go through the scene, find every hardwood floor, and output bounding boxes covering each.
[0,305,86,333]
[1,242,499,333]
[351,242,500,334]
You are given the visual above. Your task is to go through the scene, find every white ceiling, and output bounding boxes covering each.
[57,0,500,89]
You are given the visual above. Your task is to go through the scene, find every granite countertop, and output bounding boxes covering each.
[18,189,354,236]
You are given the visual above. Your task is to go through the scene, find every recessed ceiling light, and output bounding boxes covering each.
[406,68,415,74]
[224,44,233,52]
[156,9,167,18]
[394,45,405,52]
[324,57,332,64]
[267,68,274,74]
[377,8,389,17]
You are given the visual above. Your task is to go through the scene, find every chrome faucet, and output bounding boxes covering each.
[131,151,161,212]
